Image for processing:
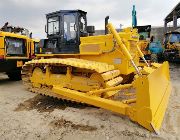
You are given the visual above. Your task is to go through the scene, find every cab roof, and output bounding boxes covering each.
[46,9,87,17]
[165,31,180,35]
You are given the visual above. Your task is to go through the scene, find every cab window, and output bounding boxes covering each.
[48,16,59,35]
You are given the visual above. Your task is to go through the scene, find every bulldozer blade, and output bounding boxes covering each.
[52,61,171,133]
[133,61,171,133]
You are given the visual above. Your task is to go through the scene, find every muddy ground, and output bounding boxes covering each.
[0,64,179,140]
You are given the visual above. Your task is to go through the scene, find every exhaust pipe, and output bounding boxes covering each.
[105,16,109,35]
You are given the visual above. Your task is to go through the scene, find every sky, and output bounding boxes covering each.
[0,0,179,38]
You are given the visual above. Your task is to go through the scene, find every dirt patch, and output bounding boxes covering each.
[50,118,97,131]
[120,130,147,138]
[14,94,86,113]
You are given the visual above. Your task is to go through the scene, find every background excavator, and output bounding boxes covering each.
[0,22,39,80]
[22,10,171,133]
[132,5,163,63]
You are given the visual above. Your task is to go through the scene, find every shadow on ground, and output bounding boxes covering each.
[0,77,15,85]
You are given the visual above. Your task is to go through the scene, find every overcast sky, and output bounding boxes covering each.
[0,0,179,38]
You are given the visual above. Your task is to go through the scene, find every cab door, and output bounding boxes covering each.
[60,13,79,53]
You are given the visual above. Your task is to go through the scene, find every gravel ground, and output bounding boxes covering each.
[0,64,179,140]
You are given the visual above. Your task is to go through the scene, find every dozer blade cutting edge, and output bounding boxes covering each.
[52,62,171,133]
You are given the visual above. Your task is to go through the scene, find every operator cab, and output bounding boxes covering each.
[164,32,180,48]
[134,25,151,40]
[41,10,93,54]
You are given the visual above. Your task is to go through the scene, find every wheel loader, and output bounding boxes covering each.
[22,10,171,133]
[0,23,39,80]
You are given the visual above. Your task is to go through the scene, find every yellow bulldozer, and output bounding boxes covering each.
[22,10,171,133]
[0,23,39,80]
[135,25,151,60]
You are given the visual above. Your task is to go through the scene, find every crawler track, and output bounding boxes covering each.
[21,58,123,103]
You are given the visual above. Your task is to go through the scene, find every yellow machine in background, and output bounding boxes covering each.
[163,31,180,62]
[0,24,39,80]
[135,25,152,62]
[22,10,171,133]
[138,40,149,55]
